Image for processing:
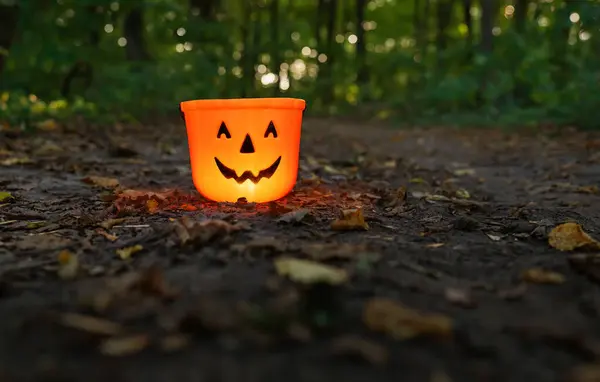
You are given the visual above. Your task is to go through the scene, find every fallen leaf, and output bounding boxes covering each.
[455,189,470,199]
[116,244,143,260]
[384,186,407,208]
[277,208,311,224]
[82,176,120,189]
[274,257,348,285]
[99,218,127,230]
[26,221,46,229]
[57,250,79,280]
[453,168,475,176]
[60,313,123,335]
[426,243,445,248]
[576,185,599,195]
[174,216,249,246]
[146,199,159,213]
[36,119,58,131]
[363,298,453,340]
[444,287,476,308]
[409,177,428,184]
[96,228,118,242]
[179,203,197,211]
[548,222,600,251]
[0,191,13,202]
[331,208,369,231]
[330,335,388,366]
[99,334,149,357]
[0,157,33,166]
[521,268,565,284]
[486,233,502,241]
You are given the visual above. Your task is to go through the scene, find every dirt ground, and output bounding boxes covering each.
[1,118,600,382]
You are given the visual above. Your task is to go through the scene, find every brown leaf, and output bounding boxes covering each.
[99,334,149,357]
[174,216,249,246]
[274,257,348,285]
[363,298,453,340]
[548,222,600,251]
[383,186,407,208]
[57,250,79,280]
[330,335,388,366]
[60,313,123,336]
[576,185,599,195]
[96,228,118,242]
[521,268,566,284]
[331,208,369,231]
[116,244,143,260]
[82,176,120,189]
[277,208,311,224]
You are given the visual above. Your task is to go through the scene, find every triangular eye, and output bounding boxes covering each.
[217,121,231,139]
[264,121,277,138]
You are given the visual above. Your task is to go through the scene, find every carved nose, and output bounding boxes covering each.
[240,134,255,154]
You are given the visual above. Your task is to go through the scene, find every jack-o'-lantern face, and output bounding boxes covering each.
[181,98,305,203]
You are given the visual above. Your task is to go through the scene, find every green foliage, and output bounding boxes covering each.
[0,91,96,130]
[0,0,599,129]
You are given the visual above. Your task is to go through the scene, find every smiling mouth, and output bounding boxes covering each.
[215,156,282,184]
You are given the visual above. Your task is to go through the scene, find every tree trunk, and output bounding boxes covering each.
[436,0,454,52]
[0,3,19,81]
[270,0,281,95]
[316,0,325,49]
[356,0,368,85]
[479,0,495,54]
[514,0,528,33]
[463,0,472,46]
[190,0,218,19]
[124,6,151,62]
[321,0,337,104]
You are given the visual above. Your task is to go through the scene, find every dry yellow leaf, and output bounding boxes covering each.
[0,157,32,166]
[426,243,445,248]
[36,119,58,131]
[96,229,118,242]
[82,176,120,189]
[116,244,143,260]
[0,191,13,202]
[274,257,348,285]
[548,222,600,251]
[99,334,149,356]
[331,208,369,231]
[146,199,159,213]
[57,250,79,280]
[60,313,123,335]
[521,268,565,284]
[363,298,453,340]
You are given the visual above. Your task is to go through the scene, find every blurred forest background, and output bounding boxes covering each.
[0,0,599,129]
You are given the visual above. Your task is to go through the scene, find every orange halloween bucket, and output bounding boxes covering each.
[180,97,306,203]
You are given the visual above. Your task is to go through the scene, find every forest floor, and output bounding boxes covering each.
[1,118,600,382]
